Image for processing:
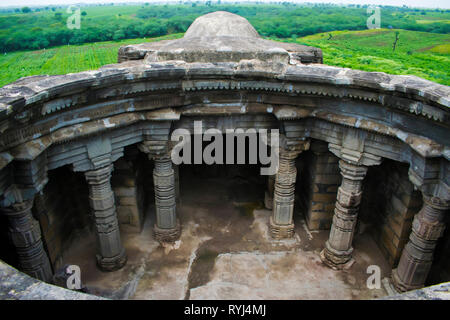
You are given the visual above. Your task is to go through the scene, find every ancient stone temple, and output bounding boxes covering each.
[0,12,448,299]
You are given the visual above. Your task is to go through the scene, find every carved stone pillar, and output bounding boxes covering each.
[391,195,448,292]
[264,175,275,210]
[153,155,181,242]
[269,138,309,239]
[320,160,368,269]
[85,164,127,271]
[1,200,53,282]
[174,164,181,205]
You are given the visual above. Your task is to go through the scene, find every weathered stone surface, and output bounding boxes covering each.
[383,281,450,300]
[1,200,53,282]
[0,11,448,298]
[391,195,448,292]
[269,138,309,239]
[85,165,127,271]
[119,11,322,65]
[321,160,369,269]
[0,259,103,300]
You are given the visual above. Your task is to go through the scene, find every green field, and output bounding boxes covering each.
[296,29,450,85]
[0,3,449,87]
[1,28,448,87]
[0,34,183,87]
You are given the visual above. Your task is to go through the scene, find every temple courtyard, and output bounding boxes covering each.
[64,169,389,300]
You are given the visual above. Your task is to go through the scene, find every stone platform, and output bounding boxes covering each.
[62,176,389,300]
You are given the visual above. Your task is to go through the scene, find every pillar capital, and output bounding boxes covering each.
[338,160,368,181]
[85,163,114,184]
[138,140,170,161]
[328,144,382,167]
[3,198,34,216]
[423,194,450,211]
[280,137,310,156]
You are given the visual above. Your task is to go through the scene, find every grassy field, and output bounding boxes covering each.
[0,29,448,87]
[0,34,182,87]
[292,28,450,85]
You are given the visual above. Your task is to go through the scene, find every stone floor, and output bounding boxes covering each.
[64,175,390,300]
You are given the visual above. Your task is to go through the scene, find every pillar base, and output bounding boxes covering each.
[96,248,127,272]
[268,216,294,239]
[391,268,422,293]
[264,191,273,210]
[320,243,354,270]
[154,219,181,243]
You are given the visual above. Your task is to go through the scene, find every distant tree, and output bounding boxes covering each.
[21,7,31,13]
[113,30,125,41]
[81,11,87,16]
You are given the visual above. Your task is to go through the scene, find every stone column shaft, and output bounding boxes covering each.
[153,156,180,242]
[174,164,181,205]
[2,200,53,282]
[391,195,447,292]
[320,160,368,269]
[269,150,300,239]
[85,164,127,271]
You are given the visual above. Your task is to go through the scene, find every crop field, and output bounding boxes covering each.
[295,29,450,85]
[0,34,182,87]
[0,3,448,87]
[1,28,448,87]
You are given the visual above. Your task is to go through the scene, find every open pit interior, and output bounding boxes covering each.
[1,140,445,300]
[0,11,448,300]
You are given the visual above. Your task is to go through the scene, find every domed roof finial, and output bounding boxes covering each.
[184,11,260,39]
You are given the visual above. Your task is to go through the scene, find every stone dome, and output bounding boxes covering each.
[117,11,323,64]
[184,11,260,39]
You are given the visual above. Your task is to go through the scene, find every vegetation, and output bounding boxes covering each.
[0,34,182,87]
[0,3,449,52]
[295,29,450,85]
[0,3,448,87]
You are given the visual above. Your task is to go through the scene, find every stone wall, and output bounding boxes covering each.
[361,161,422,267]
[299,140,341,230]
[35,166,92,270]
[111,155,146,232]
